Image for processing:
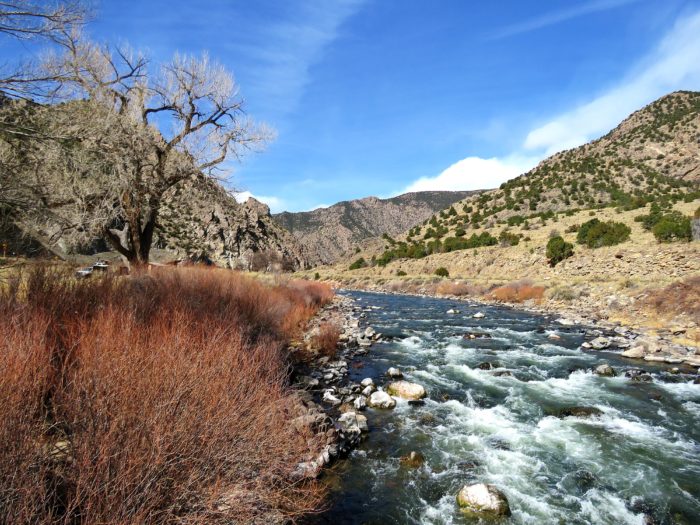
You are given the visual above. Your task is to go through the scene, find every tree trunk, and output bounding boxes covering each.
[104,209,157,268]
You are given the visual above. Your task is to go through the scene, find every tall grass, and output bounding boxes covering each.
[0,266,332,524]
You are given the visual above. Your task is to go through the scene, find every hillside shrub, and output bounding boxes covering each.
[652,212,692,242]
[434,267,449,278]
[498,230,520,247]
[546,236,574,266]
[576,218,631,248]
[349,257,368,270]
[396,270,407,276]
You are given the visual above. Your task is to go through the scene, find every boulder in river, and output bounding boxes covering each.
[594,364,616,377]
[387,381,427,400]
[472,312,486,319]
[353,395,367,411]
[386,367,403,379]
[446,308,460,314]
[367,390,396,409]
[589,337,611,350]
[456,483,511,517]
[622,346,646,359]
[360,377,375,387]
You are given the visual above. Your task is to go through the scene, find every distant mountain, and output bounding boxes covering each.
[273,191,479,265]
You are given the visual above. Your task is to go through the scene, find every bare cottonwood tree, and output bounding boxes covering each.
[2,28,271,265]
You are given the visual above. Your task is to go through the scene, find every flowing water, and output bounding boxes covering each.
[307,291,700,525]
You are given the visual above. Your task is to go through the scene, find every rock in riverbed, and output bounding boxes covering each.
[387,381,427,400]
[386,367,403,379]
[456,483,511,517]
[367,390,396,409]
[589,337,611,350]
[594,364,616,377]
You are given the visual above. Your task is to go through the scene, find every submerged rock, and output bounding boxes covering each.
[626,369,653,382]
[400,450,425,468]
[594,363,616,377]
[387,381,427,400]
[456,483,511,517]
[367,390,396,409]
[554,406,603,418]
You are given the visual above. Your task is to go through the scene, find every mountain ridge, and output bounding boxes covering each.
[273,190,480,265]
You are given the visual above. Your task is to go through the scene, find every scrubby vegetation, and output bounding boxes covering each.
[434,267,450,277]
[576,218,631,248]
[546,236,574,266]
[652,212,692,242]
[349,257,368,270]
[0,266,332,523]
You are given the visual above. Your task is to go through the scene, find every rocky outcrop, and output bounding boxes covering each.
[157,178,308,269]
[273,191,479,265]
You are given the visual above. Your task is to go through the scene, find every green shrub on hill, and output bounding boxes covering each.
[546,236,574,266]
[652,212,692,242]
[498,230,520,247]
[434,267,449,277]
[396,270,407,276]
[576,218,631,248]
[349,257,367,270]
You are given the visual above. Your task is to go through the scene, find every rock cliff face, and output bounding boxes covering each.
[157,177,308,270]
[273,191,478,265]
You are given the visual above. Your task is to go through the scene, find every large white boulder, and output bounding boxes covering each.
[367,390,396,409]
[387,380,427,400]
[456,483,511,517]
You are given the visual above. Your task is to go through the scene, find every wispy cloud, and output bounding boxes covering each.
[239,0,365,116]
[487,0,641,40]
[524,9,700,155]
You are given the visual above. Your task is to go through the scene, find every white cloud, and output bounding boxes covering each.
[233,191,286,213]
[524,10,700,155]
[402,155,538,193]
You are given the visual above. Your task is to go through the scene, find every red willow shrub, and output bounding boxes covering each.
[488,281,546,303]
[311,322,342,357]
[0,266,331,524]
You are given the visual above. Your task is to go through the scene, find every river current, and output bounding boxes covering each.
[307,291,700,525]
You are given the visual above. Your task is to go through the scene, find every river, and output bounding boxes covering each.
[306,290,700,525]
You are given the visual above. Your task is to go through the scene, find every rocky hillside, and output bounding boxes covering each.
[274,191,478,265]
[446,91,700,232]
[156,177,308,270]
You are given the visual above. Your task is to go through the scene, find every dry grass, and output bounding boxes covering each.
[0,266,331,524]
[642,275,700,321]
[435,280,486,297]
[488,280,546,303]
[311,322,342,357]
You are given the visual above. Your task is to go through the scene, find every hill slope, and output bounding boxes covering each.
[273,191,478,265]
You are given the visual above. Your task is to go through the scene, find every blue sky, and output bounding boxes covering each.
[7,0,700,212]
